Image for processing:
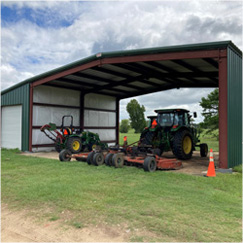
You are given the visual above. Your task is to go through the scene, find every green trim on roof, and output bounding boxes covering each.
[1,40,241,95]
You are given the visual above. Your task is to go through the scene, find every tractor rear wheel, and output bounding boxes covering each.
[112,154,124,168]
[172,130,193,160]
[66,137,82,154]
[143,156,157,172]
[200,143,208,157]
[87,151,95,165]
[59,149,71,162]
[93,153,105,166]
[105,153,114,166]
[141,131,154,145]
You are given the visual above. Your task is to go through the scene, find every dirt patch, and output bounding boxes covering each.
[22,150,218,176]
[1,204,130,242]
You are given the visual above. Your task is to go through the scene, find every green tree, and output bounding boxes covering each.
[126,99,147,133]
[119,119,130,133]
[199,88,219,131]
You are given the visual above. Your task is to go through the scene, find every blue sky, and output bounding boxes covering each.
[1,1,242,121]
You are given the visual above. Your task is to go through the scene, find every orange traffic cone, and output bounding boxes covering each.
[206,148,216,177]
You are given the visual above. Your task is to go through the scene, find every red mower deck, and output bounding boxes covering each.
[59,149,182,172]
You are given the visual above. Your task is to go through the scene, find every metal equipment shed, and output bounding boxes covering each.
[1,40,242,169]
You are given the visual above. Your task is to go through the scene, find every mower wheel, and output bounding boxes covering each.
[143,156,157,172]
[59,149,72,162]
[87,151,95,165]
[112,154,124,168]
[67,137,82,154]
[93,152,105,166]
[105,153,114,166]
[200,143,208,157]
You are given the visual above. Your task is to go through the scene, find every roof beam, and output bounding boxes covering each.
[56,77,140,94]
[171,60,218,84]
[146,61,202,85]
[120,81,218,99]
[203,58,219,69]
[71,72,114,84]
[113,63,179,86]
[85,74,150,94]
[56,77,95,88]
[71,71,143,91]
[44,83,85,92]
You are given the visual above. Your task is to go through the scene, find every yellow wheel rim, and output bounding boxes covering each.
[183,136,192,154]
[73,141,80,151]
[92,144,96,150]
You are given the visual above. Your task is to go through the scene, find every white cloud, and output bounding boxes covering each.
[1,1,242,121]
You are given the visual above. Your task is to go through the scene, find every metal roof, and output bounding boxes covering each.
[2,40,242,98]
[154,108,189,113]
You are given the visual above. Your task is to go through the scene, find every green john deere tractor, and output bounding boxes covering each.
[40,115,107,154]
[139,109,208,160]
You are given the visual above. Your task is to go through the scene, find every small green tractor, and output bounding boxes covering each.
[139,109,208,160]
[40,115,107,153]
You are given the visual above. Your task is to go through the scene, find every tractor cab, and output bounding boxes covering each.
[155,109,192,129]
[147,115,157,128]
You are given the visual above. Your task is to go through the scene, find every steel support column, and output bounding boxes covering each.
[116,98,120,145]
[29,83,33,152]
[80,93,85,131]
[218,56,228,168]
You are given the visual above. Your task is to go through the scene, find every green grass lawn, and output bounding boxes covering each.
[1,149,242,242]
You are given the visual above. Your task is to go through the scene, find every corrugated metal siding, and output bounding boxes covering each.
[227,47,242,168]
[1,84,30,151]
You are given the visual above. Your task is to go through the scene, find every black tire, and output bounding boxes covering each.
[112,154,124,168]
[66,137,82,154]
[87,151,95,165]
[143,156,157,172]
[200,143,208,157]
[55,137,63,153]
[105,153,114,166]
[141,131,154,145]
[172,130,193,160]
[59,149,71,162]
[93,153,105,166]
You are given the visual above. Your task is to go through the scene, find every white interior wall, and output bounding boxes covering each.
[33,86,80,148]
[84,110,116,127]
[84,93,116,110]
[32,88,117,151]
[34,85,80,106]
[84,93,116,142]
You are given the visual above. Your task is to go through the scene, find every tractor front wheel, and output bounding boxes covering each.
[200,143,208,157]
[172,130,193,160]
[67,137,82,154]
[59,149,72,162]
[143,156,157,172]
